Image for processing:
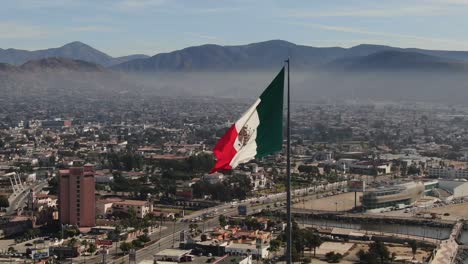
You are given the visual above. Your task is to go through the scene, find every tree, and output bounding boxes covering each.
[0,195,9,208]
[67,238,78,248]
[303,228,322,257]
[409,240,418,260]
[325,251,343,263]
[189,223,199,233]
[81,240,88,251]
[88,243,97,253]
[47,176,58,195]
[218,215,227,227]
[73,141,80,150]
[358,241,391,264]
[119,242,133,254]
[137,234,150,243]
[268,239,281,257]
[132,239,144,248]
[370,241,390,264]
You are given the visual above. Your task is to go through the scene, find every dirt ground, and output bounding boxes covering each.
[293,192,362,211]
[305,242,431,263]
[427,203,468,220]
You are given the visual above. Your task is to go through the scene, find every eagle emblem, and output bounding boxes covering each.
[238,125,253,147]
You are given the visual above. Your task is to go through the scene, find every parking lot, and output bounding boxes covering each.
[293,192,362,212]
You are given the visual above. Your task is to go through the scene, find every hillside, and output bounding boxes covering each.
[329,50,468,72]
[112,40,468,72]
[0,41,149,66]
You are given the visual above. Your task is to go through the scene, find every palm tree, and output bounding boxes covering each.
[303,229,322,257]
[409,240,418,260]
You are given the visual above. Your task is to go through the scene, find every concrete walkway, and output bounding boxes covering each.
[431,221,463,264]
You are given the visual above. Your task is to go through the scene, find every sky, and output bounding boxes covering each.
[1,0,468,57]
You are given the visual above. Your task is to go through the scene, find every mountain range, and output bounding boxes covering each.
[111,40,468,72]
[1,40,468,72]
[0,41,149,66]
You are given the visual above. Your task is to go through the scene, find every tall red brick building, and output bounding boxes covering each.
[59,164,95,227]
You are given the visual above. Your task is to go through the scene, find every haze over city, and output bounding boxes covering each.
[1,1,468,264]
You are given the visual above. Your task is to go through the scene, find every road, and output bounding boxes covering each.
[82,181,348,264]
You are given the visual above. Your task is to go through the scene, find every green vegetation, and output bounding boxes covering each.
[357,241,396,264]
[110,153,215,198]
[218,215,227,227]
[192,174,252,201]
[409,240,418,260]
[0,195,9,208]
[325,251,343,263]
[277,223,322,262]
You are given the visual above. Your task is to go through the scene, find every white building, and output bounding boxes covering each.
[349,161,392,175]
[96,198,153,219]
[224,242,269,258]
[438,180,468,198]
[95,174,114,184]
[202,173,224,184]
[428,167,468,179]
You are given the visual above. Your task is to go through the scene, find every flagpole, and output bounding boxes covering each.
[285,58,292,264]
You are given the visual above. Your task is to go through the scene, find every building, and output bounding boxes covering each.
[96,198,153,219]
[0,172,24,197]
[41,119,72,128]
[361,181,425,211]
[202,173,224,184]
[225,242,269,258]
[153,249,193,262]
[438,180,468,198]
[111,199,153,219]
[349,160,392,175]
[33,193,57,211]
[59,164,95,227]
[428,167,468,179]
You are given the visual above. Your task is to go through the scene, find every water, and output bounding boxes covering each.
[459,230,468,244]
[301,218,451,240]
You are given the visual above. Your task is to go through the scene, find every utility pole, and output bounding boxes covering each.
[172,219,176,248]
[285,58,292,264]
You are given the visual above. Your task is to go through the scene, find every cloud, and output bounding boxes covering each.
[70,26,118,33]
[116,0,167,10]
[428,0,468,5]
[184,32,219,41]
[284,6,450,18]
[188,7,241,14]
[13,0,83,9]
[0,22,49,39]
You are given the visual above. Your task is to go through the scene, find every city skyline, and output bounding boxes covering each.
[1,0,468,56]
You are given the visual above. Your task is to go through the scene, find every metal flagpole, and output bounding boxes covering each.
[285,58,292,264]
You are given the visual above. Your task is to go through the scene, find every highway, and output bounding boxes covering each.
[81,181,348,264]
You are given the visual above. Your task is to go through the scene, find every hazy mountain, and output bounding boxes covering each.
[20,57,104,72]
[0,57,104,73]
[112,40,346,72]
[0,41,149,66]
[0,63,20,73]
[112,40,468,72]
[329,50,468,72]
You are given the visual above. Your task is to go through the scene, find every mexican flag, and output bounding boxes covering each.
[210,67,285,173]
